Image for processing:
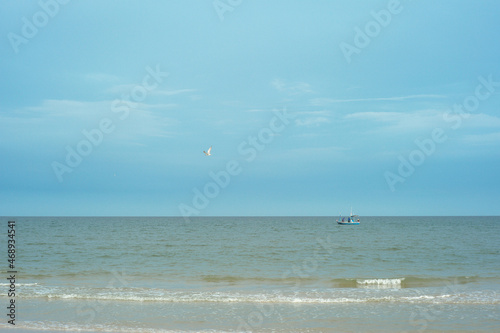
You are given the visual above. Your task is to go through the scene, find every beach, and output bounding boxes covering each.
[1,216,499,332]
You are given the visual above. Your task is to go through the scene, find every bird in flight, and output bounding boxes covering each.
[203,146,212,156]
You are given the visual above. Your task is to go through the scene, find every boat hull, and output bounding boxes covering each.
[337,221,360,225]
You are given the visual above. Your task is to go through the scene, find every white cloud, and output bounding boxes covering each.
[151,88,197,96]
[122,109,178,139]
[460,113,500,129]
[341,108,500,143]
[344,111,400,122]
[461,132,500,146]
[246,108,267,113]
[25,99,110,118]
[106,84,140,95]
[106,86,196,97]
[310,94,446,106]
[344,109,446,133]
[295,116,330,127]
[0,99,179,144]
[281,146,348,160]
[84,72,122,83]
[139,103,178,110]
[296,110,331,116]
[271,79,314,95]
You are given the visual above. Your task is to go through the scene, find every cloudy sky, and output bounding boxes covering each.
[1,0,499,216]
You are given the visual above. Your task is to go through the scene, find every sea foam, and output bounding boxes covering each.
[356,278,404,289]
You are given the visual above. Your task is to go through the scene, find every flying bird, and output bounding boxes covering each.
[203,146,212,156]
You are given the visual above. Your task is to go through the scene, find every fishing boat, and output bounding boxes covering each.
[336,208,360,225]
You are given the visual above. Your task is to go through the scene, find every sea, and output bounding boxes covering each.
[1,216,499,332]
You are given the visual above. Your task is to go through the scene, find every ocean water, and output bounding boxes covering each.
[1,216,499,332]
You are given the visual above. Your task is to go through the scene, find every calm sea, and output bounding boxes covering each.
[1,216,499,332]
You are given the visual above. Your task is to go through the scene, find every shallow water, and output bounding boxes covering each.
[1,216,499,331]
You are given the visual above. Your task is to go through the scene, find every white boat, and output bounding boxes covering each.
[336,208,360,225]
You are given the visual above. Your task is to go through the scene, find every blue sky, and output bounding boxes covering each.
[1,0,499,216]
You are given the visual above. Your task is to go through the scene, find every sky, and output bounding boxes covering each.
[1,0,499,216]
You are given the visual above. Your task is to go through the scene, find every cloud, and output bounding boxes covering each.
[0,99,179,145]
[106,85,196,97]
[271,79,314,95]
[25,99,110,118]
[106,84,141,95]
[461,132,500,146]
[0,100,110,151]
[122,109,178,139]
[281,146,348,160]
[245,108,268,113]
[296,110,331,116]
[84,72,122,83]
[310,94,446,106]
[295,116,330,127]
[342,108,500,145]
[459,113,500,129]
[138,103,178,110]
[344,109,446,133]
[344,111,399,121]
[151,88,197,96]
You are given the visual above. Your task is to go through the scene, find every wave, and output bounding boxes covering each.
[200,275,317,285]
[356,278,404,288]
[328,276,493,289]
[194,275,492,289]
[0,282,38,286]
[10,283,499,305]
[0,321,220,333]
[11,274,496,290]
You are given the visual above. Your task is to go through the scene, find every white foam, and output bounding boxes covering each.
[13,282,499,305]
[0,282,38,286]
[356,278,404,289]
[0,320,229,332]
